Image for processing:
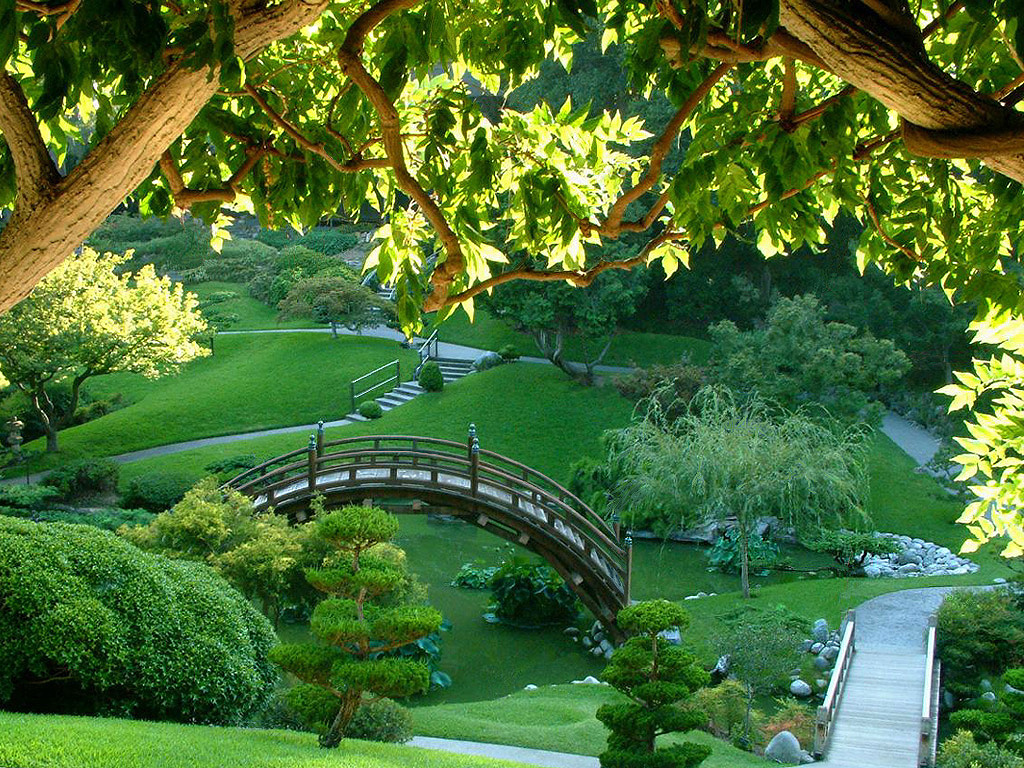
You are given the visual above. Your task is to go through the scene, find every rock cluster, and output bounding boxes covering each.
[790,618,845,698]
[862,533,978,578]
[567,621,616,660]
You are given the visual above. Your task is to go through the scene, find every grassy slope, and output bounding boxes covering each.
[435,310,713,368]
[188,281,311,330]
[116,364,634,487]
[0,712,521,768]
[412,685,769,767]
[23,334,419,461]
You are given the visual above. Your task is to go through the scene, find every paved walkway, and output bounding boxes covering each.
[881,412,941,467]
[815,587,954,768]
[409,737,597,768]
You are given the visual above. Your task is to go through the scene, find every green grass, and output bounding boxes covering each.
[188,281,313,330]
[433,310,712,367]
[412,684,772,766]
[0,712,522,768]
[115,364,634,488]
[19,334,418,464]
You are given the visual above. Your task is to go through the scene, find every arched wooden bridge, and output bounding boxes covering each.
[225,427,632,640]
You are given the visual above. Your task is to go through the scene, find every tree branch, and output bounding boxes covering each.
[920,0,963,37]
[160,146,267,208]
[335,0,463,314]
[779,57,797,129]
[0,71,60,205]
[16,0,81,28]
[864,196,924,262]
[601,63,732,234]
[440,230,680,308]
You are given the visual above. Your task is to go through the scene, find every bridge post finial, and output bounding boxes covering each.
[307,433,318,492]
[624,529,634,605]
[316,421,325,457]
[470,437,480,496]
[468,424,477,460]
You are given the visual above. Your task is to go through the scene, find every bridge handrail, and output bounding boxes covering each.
[920,616,939,767]
[233,443,627,563]
[814,610,856,757]
[228,446,309,486]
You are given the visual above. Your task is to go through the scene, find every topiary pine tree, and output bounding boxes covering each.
[269,505,441,748]
[597,600,711,768]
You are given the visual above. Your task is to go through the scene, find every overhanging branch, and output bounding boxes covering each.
[0,71,60,205]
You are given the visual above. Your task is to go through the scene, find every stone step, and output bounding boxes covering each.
[377,395,413,408]
[395,383,425,394]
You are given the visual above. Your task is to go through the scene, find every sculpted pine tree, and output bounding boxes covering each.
[269,505,441,748]
[597,600,711,768]
[2,0,1024,551]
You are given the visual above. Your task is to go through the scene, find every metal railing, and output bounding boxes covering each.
[414,329,439,379]
[814,610,857,757]
[920,616,940,767]
[349,359,401,413]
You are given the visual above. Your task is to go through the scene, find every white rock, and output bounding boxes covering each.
[524,684,538,690]
[790,680,812,697]
[765,731,804,764]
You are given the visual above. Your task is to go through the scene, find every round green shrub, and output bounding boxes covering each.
[346,698,413,743]
[121,471,195,512]
[43,458,120,499]
[0,518,277,724]
[939,730,1024,768]
[418,361,444,392]
[498,344,520,362]
[357,400,384,419]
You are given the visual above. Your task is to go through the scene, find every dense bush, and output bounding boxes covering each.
[567,455,616,515]
[1,503,153,531]
[296,228,358,255]
[70,392,126,426]
[204,454,260,481]
[121,471,194,512]
[346,698,413,743]
[357,400,384,419]
[255,228,295,249]
[706,529,784,576]
[0,518,277,724]
[613,360,706,409]
[0,483,61,511]
[939,730,1024,768]
[761,699,815,749]
[418,360,444,392]
[938,590,1024,698]
[486,554,580,627]
[692,680,751,741]
[806,530,902,576]
[498,344,520,362]
[451,561,499,589]
[43,458,120,498]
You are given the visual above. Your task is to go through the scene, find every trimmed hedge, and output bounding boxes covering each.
[357,400,384,419]
[43,458,119,498]
[418,361,444,392]
[121,471,194,512]
[0,518,278,724]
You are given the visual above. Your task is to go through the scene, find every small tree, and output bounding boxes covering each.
[807,530,902,576]
[717,611,804,748]
[277,275,394,337]
[269,505,441,748]
[485,264,647,384]
[597,600,711,768]
[0,249,208,451]
[609,386,870,598]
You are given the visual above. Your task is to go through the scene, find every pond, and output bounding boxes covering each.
[282,515,835,704]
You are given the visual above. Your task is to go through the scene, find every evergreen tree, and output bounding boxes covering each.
[270,505,441,748]
[597,600,711,768]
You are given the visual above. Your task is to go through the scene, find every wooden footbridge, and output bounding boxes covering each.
[225,425,632,639]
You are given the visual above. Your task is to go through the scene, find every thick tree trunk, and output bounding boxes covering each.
[30,390,59,453]
[320,691,361,748]
[780,0,1024,182]
[0,0,331,314]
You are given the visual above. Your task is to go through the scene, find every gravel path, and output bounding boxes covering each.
[409,737,598,768]
[881,412,941,467]
[852,586,954,650]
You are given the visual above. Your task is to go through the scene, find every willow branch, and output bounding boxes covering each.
[602,63,732,234]
[0,71,60,203]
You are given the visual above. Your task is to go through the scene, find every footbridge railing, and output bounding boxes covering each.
[225,425,632,638]
[920,616,940,767]
[814,610,856,757]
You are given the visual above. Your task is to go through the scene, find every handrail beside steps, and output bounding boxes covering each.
[920,616,940,767]
[814,610,856,758]
[414,329,439,378]
[350,359,401,413]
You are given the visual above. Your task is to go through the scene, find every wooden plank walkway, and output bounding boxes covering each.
[819,649,926,767]
[815,588,954,768]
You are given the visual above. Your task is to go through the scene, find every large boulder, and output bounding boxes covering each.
[765,731,804,764]
[790,679,812,697]
[812,618,829,643]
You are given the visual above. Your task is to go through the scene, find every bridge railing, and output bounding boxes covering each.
[814,610,856,757]
[349,360,402,413]
[920,615,940,767]
[226,431,629,599]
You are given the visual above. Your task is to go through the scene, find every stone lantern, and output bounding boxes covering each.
[5,417,24,458]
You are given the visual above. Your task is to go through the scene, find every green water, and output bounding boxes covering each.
[285,516,834,704]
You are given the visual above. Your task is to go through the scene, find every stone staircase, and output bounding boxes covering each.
[348,357,474,420]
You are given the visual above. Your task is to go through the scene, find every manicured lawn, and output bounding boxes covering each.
[117,364,634,487]
[19,333,418,463]
[412,684,772,767]
[433,310,712,367]
[189,281,313,330]
[0,712,521,768]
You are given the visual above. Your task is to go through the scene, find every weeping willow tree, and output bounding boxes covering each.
[609,386,870,598]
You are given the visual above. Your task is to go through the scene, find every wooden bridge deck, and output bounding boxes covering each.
[226,431,632,639]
